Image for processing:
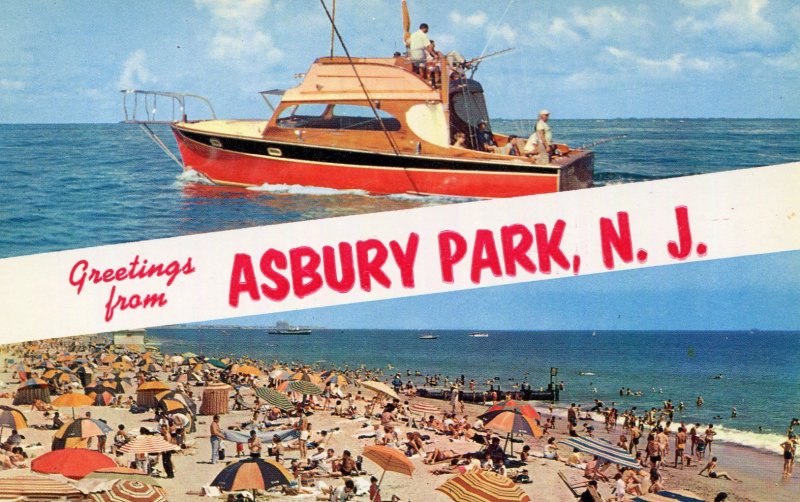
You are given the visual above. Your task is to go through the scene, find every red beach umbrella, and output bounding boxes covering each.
[484,400,540,420]
[31,448,116,479]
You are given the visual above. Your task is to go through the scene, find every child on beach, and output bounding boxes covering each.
[780,435,796,477]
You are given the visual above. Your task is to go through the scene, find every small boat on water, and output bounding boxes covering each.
[419,334,438,340]
[468,332,489,337]
[122,1,593,198]
[267,321,311,335]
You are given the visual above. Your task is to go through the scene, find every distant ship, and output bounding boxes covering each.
[419,334,438,340]
[268,321,312,335]
[468,332,489,337]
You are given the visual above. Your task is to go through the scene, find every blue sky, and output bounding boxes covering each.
[2,0,800,122]
[212,250,800,331]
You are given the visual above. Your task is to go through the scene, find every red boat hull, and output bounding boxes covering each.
[172,127,593,198]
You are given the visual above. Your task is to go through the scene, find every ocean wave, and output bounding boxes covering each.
[530,404,785,454]
[384,193,481,203]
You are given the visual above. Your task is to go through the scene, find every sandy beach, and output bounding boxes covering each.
[0,337,796,502]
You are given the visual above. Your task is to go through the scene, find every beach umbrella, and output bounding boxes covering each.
[559,436,641,470]
[0,474,84,501]
[290,370,322,384]
[361,380,399,400]
[288,380,323,396]
[211,457,294,498]
[437,470,531,502]
[52,417,113,450]
[17,377,49,389]
[32,448,116,479]
[269,368,290,381]
[362,445,415,501]
[89,479,169,502]
[182,352,198,358]
[0,405,28,442]
[255,387,294,411]
[324,373,349,386]
[139,362,162,373]
[207,358,227,369]
[137,381,170,392]
[85,466,157,485]
[0,405,28,430]
[633,490,705,502]
[119,434,180,455]
[155,390,197,415]
[111,361,133,371]
[233,364,263,377]
[156,398,193,416]
[482,409,542,455]
[52,392,95,418]
[484,400,541,420]
[87,388,116,406]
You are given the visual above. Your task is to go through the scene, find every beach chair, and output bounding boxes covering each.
[558,470,589,498]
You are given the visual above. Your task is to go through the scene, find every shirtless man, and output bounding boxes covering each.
[674,426,689,468]
[704,424,717,454]
[698,456,738,481]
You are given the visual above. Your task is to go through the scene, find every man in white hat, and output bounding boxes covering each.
[524,109,553,164]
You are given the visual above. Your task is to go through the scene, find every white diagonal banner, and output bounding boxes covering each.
[1,162,798,343]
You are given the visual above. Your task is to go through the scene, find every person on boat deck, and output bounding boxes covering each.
[497,134,521,156]
[524,109,553,164]
[408,23,437,80]
[475,121,497,152]
[452,131,467,148]
[426,40,442,87]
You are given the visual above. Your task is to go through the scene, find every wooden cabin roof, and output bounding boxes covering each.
[281,57,441,103]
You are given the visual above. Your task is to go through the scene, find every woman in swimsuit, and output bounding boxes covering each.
[780,435,797,477]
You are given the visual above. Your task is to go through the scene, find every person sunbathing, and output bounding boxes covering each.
[431,457,470,475]
[698,457,739,481]
[405,432,425,456]
[30,399,53,411]
[423,448,461,464]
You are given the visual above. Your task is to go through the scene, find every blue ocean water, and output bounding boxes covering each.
[148,326,800,453]
[2,120,799,453]
[1,119,799,258]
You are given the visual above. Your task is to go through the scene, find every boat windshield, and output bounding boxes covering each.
[276,103,400,131]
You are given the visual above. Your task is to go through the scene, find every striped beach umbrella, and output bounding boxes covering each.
[484,400,540,420]
[0,474,84,501]
[436,470,531,502]
[89,479,168,502]
[211,457,294,496]
[52,417,113,450]
[119,434,180,454]
[481,410,542,438]
[85,467,157,485]
[325,373,349,386]
[155,390,197,415]
[32,448,116,479]
[559,436,641,470]
[207,358,227,369]
[288,380,323,396]
[290,370,322,384]
[255,387,294,411]
[0,405,28,430]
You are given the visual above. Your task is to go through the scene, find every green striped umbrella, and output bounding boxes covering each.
[288,380,323,396]
[255,387,294,411]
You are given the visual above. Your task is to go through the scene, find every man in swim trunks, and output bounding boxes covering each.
[699,456,737,481]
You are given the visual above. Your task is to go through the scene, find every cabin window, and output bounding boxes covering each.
[276,103,400,131]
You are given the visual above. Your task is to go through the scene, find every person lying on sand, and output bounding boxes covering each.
[698,457,739,481]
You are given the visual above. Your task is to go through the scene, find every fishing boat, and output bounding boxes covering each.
[267,321,311,335]
[419,334,438,340]
[468,332,489,337]
[122,1,593,199]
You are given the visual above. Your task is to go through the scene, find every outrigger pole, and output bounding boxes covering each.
[329,0,336,57]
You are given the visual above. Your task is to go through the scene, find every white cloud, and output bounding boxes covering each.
[674,0,777,47]
[449,10,488,28]
[0,79,25,90]
[606,46,717,74]
[196,0,282,68]
[487,23,517,46]
[573,6,640,40]
[548,18,581,44]
[117,50,156,90]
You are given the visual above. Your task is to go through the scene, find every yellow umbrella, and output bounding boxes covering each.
[361,381,399,400]
[52,393,94,418]
[233,365,263,377]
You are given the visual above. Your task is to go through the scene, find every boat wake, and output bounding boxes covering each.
[247,183,371,197]
[175,169,215,185]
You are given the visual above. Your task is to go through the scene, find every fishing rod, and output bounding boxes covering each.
[578,135,628,149]
[462,47,514,79]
